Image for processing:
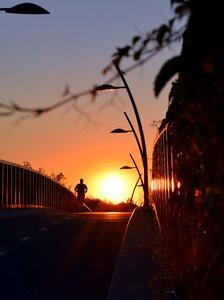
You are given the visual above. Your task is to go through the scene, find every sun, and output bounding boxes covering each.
[100,174,127,203]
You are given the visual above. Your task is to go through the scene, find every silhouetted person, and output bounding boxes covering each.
[74,178,88,210]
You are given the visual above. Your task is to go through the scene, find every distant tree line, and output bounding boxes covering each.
[22,161,68,187]
[84,197,137,212]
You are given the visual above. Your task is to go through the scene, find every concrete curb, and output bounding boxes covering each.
[107,206,176,300]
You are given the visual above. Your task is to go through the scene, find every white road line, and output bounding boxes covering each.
[20,236,31,242]
[0,251,6,257]
[38,227,48,231]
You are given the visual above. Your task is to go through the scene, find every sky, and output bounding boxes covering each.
[0,0,180,205]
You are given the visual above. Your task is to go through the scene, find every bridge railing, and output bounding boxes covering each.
[0,159,79,211]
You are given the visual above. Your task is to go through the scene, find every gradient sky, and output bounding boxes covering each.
[0,0,180,204]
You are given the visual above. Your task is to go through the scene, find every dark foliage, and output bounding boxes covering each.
[153,1,224,299]
[154,56,181,97]
[85,198,137,212]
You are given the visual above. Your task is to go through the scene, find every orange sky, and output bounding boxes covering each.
[0,1,179,205]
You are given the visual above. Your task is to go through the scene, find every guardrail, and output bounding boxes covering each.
[0,159,78,211]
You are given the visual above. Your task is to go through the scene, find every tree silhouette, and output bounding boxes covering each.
[50,172,66,184]
[23,161,32,169]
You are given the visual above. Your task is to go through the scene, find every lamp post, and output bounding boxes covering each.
[0,3,50,14]
[130,176,141,204]
[96,61,149,206]
[111,112,144,166]
[121,153,144,188]
[120,153,143,204]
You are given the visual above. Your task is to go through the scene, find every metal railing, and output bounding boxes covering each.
[0,159,78,211]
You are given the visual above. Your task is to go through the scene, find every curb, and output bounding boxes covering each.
[107,206,176,300]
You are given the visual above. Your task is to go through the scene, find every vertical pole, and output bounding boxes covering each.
[113,61,149,206]
[130,176,141,203]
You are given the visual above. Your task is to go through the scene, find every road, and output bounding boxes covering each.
[0,209,131,300]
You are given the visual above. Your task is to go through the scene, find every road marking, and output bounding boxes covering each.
[39,227,48,231]
[20,236,31,242]
[64,217,70,220]
[0,251,6,257]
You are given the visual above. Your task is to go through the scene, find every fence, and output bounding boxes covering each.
[0,159,78,211]
[151,122,224,299]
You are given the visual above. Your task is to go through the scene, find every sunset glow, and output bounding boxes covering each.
[98,174,128,204]
[0,1,173,209]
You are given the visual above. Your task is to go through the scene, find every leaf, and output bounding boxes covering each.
[132,36,141,45]
[113,45,131,59]
[133,49,142,61]
[112,46,131,66]
[143,34,151,46]
[169,17,176,29]
[175,4,188,15]
[168,79,180,103]
[156,24,171,45]
[154,56,181,97]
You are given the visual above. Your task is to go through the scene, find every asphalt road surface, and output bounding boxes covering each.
[0,209,131,300]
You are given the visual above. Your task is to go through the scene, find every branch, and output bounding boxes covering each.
[0,11,188,121]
